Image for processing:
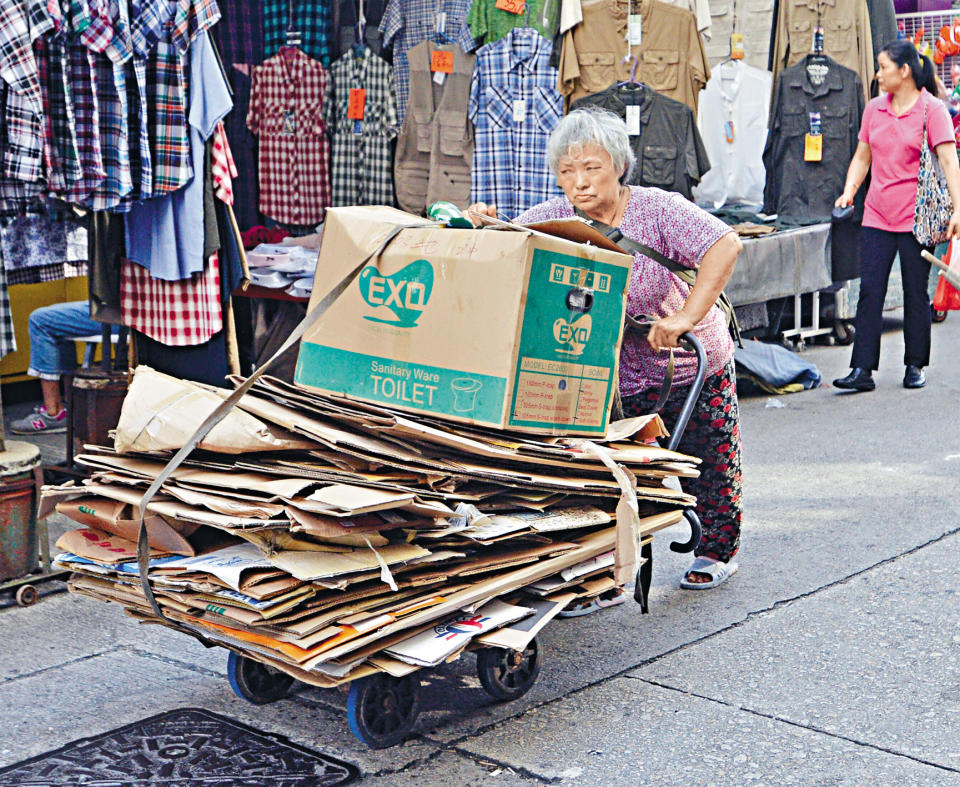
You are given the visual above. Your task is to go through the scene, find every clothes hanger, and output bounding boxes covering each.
[617,54,645,91]
[352,0,367,57]
[280,0,302,64]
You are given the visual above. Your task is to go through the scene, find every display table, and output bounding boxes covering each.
[725,222,832,307]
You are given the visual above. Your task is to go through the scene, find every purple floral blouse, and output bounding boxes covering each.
[515,186,735,395]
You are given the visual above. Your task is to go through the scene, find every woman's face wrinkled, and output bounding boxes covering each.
[555,143,623,215]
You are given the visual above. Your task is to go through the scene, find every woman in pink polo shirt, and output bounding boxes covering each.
[834,41,960,392]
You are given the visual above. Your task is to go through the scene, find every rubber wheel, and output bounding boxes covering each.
[15,585,39,607]
[834,320,855,346]
[227,651,295,705]
[932,309,948,324]
[346,673,421,749]
[476,638,542,701]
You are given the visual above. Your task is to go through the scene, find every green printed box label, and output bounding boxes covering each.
[509,248,629,432]
[296,345,507,423]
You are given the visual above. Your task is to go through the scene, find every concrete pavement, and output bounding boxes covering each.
[2,309,959,785]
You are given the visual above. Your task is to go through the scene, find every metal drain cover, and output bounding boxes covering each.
[0,707,359,786]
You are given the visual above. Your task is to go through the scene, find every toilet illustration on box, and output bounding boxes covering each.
[451,378,482,413]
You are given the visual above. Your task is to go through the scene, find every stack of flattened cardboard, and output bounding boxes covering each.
[47,366,699,686]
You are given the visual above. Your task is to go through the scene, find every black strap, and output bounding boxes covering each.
[574,207,743,347]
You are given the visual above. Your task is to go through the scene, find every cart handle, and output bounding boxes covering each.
[666,332,706,553]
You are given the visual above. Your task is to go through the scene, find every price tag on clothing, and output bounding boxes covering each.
[625,104,641,135]
[347,88,366,120]
[730,33,744,59]
[804,133,823,161]
[724,120,735,143]
[436,11,446,33]
[433,70,447,84]
[512,98,527,122]
[353,120,363,134]
[282,109,297,135]
[628,14,642,46]
[431,50,454,73]
[808,112,821,136]
[496,0,525,13]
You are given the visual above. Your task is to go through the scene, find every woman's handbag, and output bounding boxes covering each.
[913,102,953,246]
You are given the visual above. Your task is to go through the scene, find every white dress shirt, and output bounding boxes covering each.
[693,59,772,209]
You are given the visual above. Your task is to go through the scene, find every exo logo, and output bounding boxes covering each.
[553,314,593,356]
[359,259,434,327]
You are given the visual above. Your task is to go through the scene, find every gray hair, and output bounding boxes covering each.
[547,108,637,184]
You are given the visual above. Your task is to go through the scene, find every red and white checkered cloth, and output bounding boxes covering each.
[247,49,332,225]
[212,120,237,205]
[120,255,223,346]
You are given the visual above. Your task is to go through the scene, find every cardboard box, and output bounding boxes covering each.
[295,206,634,435]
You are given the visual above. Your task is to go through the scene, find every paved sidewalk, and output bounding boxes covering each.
[2,311,959,785]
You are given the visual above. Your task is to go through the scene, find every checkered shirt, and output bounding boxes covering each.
[247,49,331,225]
[263,0,330,66]
[85,50,132,210]
[171,0,220,53]
[63,40,106,204]
[145,36,192,194]
[380,0,476,123]
[79,0,114,53]
[0,248,15,359]
[212,0,263,69]
[468,28,562,219]
[211,119,237,204]
[129,0,174,57]
[0,0,52,184]
[7,260,88,284]
[121,254,223,345]
[326,48,398,207]
[37,9,83,194]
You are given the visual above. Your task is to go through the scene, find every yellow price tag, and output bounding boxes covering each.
[804,133,823,162]
[731,33,744,60]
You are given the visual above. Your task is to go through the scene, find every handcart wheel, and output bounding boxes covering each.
[15,584,39,607]
[346,673,421,749]
[834,320,855,345]
[476,637,542,701]
[932,309,948,324]
[227,651,295,705]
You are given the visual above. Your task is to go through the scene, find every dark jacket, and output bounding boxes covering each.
[763,55,864,223]
[571,83,710,199]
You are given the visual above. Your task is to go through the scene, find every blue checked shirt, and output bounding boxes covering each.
[380,0,475,123]
[468,28,562,219]
[263,0,330,65]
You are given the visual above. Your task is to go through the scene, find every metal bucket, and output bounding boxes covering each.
[0,442,42,583]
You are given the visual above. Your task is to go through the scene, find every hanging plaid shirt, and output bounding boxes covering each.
[0,0,52,184]
[212,0,263,70]
[36,0,83,195]
[380,0,476,123]
[325,48,398,207]
[469,28,562,219]
[145,37,192,193]
[63,39,106,203]
[263,0,330,66]
[247,49,331,225]
[121,254,223,345]
[86,51,133,210]
[211,120,237,204]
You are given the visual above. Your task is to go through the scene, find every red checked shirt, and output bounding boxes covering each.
[247,48,332,225]
[120,255,223,346]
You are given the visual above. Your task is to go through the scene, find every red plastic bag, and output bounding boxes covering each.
[933,242,960,311]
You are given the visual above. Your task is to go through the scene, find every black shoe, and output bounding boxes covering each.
[903,365,926,388]
[833,368,876,391]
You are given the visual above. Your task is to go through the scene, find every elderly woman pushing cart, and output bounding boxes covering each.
[468,108,744,600]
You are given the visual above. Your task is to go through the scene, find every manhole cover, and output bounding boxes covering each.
[0,707,359,786]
